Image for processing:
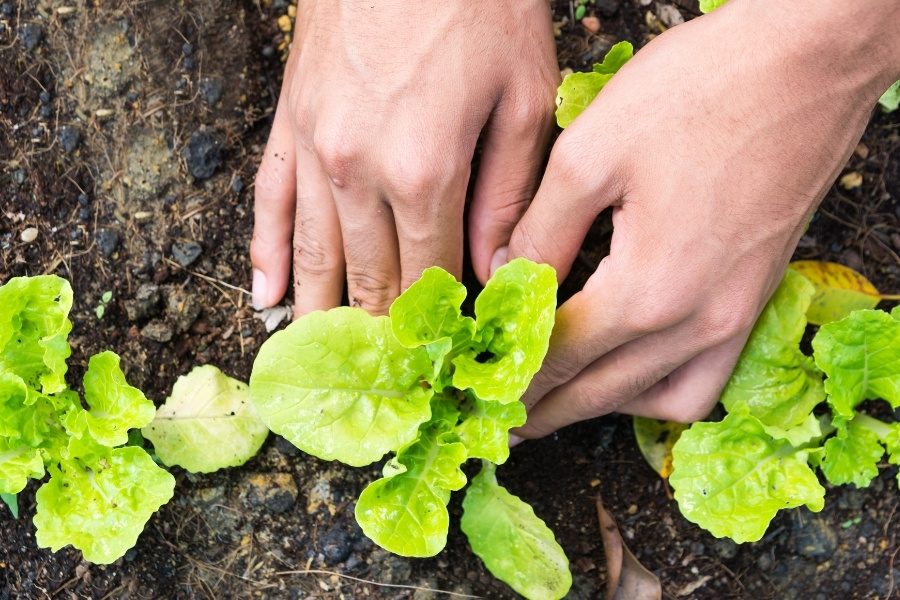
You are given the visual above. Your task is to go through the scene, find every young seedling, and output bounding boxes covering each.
[95,290,113,319]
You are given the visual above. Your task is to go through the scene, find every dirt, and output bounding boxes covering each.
[1,0,898,599]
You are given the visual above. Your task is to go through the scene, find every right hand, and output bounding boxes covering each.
[251,0,559,316]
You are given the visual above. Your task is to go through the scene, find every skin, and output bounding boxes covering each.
[252,0,900,438]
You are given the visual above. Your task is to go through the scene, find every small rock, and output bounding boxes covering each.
[839,171,863,190]
[20,227,38,244]
[39,91,51,104]
[124,284,161,321]
[18,23,42,51]
[0,3,13,17]
[12,168,26,184]
[78,207,91,221]
[757,552,773,571]
[182,56,195,70]
[58,126,81,153]
[171,241,202,267]
[369,550,412,584]
[711,538,738,560]
[240,473,298,514]
[792,512,837,560]
[261,45,275,58]
[77,193,90,206]
[39,105,51,119]
[595,0,621,18]
[581,16,601,34]
[166,288,202,333]
[274,436,300,457]
[199,78,223,106]
[837,488,866,511]
[842,249,864,272]
[656,4,684,27]
[181,42,193,56]
[95,228,120,257]
[141,320,174,343]
[319,523,354,565]
[231,176,244,193]
[182,130,223,180]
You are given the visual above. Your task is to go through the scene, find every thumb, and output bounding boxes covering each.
[468,95,554,284]
[507,132,622,281]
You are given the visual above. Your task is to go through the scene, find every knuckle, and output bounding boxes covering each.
[346,268,395,314]
[659,398,715,424]
[509,218,558,262]
[700,302,757,345]
[387,160,447,205]
[292,230,340,279]
[313,128,362,184]
[623,302,686,335]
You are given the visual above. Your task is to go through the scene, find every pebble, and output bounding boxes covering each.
[141,320,174,343]
[182,130,223,180]
[78,207,91,221]
[240,473,298,514]
[58,126,81,153]
[231,176,244,193]
[261,45,275,58]
[95,228,120,257]
[792,512,837,560]
[39,91,51,104]
[12,169,26,184]
[319,524,354,565]
[77,193,90,206]
[595,0,621,18]
[199,77,223,106]
[39,105,51,119]
[124,284,161,321]
[581,16,601,34]
[171,241,202,267]
[181,42,193,56]
[711,538,738,560]
[18,23,42,51]
[166,288,202,333]
[20,227,38,243]
[274,436,301,457]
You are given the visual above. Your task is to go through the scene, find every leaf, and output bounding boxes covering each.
[142,365,269,473]
[556,42,632,128]
[0,275,73,395]
[355,426,467,557]
[1,492,18,518]
[454,393,526,465]
[63,351,156,447]
[721,269,825,430]
[633,417,687,479]
[788,261,880,325]
[699,0,728,12]
[34,445,175,564]
[669,411,825,543]
[452,258,557,405]
[250,307,434,467]
[596,494,661,600]
[812,309,900,418]
[820,417,884,488]
[460,462,572,600]
[0,436,45,494]
[879,80,900,113]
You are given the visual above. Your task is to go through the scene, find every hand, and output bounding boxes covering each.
[251,0,558,316]
[507,0,900,438]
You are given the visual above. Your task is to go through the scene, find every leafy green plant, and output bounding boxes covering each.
[95,290,113,319]
[668,269,899,542]
[250,259,572,599]
[0,275,175,563]
[555,41,633,128]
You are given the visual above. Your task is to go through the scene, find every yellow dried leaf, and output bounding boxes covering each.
[633,417,687,480]
[789,260,880,325]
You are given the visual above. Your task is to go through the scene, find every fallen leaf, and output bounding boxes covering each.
[254,305,292,332]
[839,171,863,189]
[633,417,687,480]
[675,575,712,597]
[789,261,881,325]
[596,495,662,600]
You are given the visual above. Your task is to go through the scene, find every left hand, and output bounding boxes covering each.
[505,0,900,439]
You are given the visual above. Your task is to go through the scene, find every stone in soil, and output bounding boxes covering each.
[199,77,224,106]
[595,0,621,18]
[57,126,81,153]
[124,284,161,321]
[182,130,223,180]
[141,319,174,343]
[792,511,837,560]
[318,523,355,565]
[18,23,42,51]
[171,241,202,267]
[166,288,202,333]
[95,228,120,257]
[240,473,298,514]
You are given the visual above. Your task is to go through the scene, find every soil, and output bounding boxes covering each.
[1,1,898,599]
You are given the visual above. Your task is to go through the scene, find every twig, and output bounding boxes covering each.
[273,569,482,598]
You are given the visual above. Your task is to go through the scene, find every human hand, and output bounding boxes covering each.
[507,0,900,438]
[251,0,558,316]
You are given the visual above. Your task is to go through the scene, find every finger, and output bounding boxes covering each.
[292,145,345,317]
[507,128,625,282]
[333,186,401,316]
[468,93,555,283]
[391,164,468,290]
[617,334,749,422]
[515,322,704,439]
[251,103,297,309]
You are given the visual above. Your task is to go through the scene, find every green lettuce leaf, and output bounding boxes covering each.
[820,417,884,488]
[699,0,728,12]
[555,42,633,128]
[879,80,900,113]
[250,308,434,467]
[452,258,557,404]
[454,393,526,464]
[0,436,45,494]
[143,365,268,473]
[355,426,467,557]
[812,309,900,418]
[1,492,18,518]
[63,352,155,447]
[34,445,175,564]
[670,411,825,543]
[721,269,825,431]
[461,462,572,600]
[0,275,73,394]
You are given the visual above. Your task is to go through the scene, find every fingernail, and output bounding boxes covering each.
[252,269,267,310]
[508,433,524,448]
[490,246,509,277]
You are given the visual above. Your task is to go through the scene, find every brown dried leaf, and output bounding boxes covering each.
[596,495,662,600]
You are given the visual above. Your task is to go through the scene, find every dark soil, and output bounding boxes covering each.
[1,1,898,599]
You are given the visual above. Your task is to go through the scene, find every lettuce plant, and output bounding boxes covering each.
[0,275,174,563]
[250,259,572,599]
[669,270,900,542]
